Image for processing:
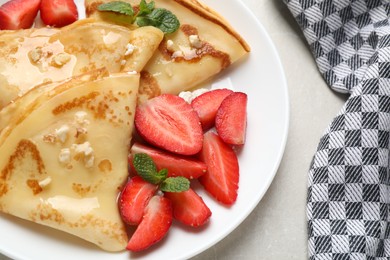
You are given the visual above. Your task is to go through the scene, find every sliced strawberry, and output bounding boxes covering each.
[191,88,233,130]
[130,142,207,179]
[199,131,239,205]
[0,0,41,30]
[165,188,211,227]
[119,176,158,225]
[135,94,203,156]
[127,195,173,252]
[215,92,247,145]
[40,0,78,27]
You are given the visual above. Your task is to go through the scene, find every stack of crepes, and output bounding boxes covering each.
[0,0,250,252]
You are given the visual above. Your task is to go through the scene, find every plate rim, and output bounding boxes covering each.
[0,0,290,259]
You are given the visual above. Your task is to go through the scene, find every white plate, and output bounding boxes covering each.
[0,0,289,259]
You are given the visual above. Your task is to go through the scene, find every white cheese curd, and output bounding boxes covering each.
[172,50,183,59]
[71,142,95,168]
[166,40,175,52]
[55,125,70,143]
[178,78,236,104]
[189,35,202,49]
[58,148,71,164]
[182,47,197,60]
[84,156,95,169]
[38,177,52,188]
[124,43,136,56]
[51,53,71,67]
[179,88,209,103]
[74,111,89,125]
[72,142,93,157]
[28,47,43,63]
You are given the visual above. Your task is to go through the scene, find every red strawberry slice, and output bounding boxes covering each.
[135,94,203,156]
[191,88,233,130]
[215,92,247,145]
[127,195,173,252]
[130,142,207,179]
[165,188,211,227]
[118,176,158,225]
[0,0,41,30]
[199,131,239,205]
[40,0,78,27]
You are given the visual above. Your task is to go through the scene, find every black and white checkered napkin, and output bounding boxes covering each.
[284,0,390,259]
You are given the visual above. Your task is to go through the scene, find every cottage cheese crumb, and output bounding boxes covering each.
[182,47,197,60]
[38,177,52,188]
[55,125,70,143]
[125,43,136,56]
[179,88,209,103]
[74,111,89,125]
[71,142,95,168]
[172,50,183,58]
[189,35,202,49]
[166,40,175,52]
[84,156,95,169]
[28,47,43,63]
[59,148,71,164]
[72,142,93,156]
[52,53,71,67]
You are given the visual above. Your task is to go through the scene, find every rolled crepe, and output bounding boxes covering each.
[0,18,163,108]
[85,0,250,102]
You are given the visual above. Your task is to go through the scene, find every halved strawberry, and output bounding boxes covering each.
[127,195,173,252]
[0,0,41,30]
[199,131,239,205]
[135,94,203,156]
[40,0,78,27]
[130,142,207,179]
[191,88,233,130]
[119,176,158,225]
[215,92,247,145]
[165,188,211,227]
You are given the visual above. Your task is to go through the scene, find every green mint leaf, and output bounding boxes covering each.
[136,8,180,34]
[133,153,164,185]
[98,1,134,16]
[138,0,155,16]
[156,168,168,180]
[160,177,190,192]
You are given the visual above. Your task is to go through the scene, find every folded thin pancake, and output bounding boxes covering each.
[85,0,250,103]
[0,69,139,251]
[0,18,163,108]
[0,69,108,135]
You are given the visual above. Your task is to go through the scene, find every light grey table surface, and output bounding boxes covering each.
[0,0,347,259]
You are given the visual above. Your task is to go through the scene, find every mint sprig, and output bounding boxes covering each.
[97,0,180,34]
[137,0,154,16]
[160,177,190,192]
[136,8,180,34]
[132,153,190,192]
[98,1,134,16]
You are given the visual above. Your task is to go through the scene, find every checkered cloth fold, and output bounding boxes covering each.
[284,0,390,259]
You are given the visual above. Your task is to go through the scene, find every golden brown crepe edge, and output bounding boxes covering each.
[84,0,250,52]
[173,0,250,52]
